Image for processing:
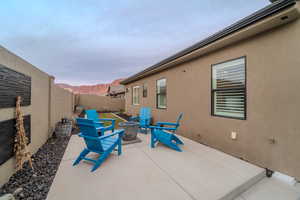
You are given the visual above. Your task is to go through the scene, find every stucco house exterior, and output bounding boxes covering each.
[121,0,300,180]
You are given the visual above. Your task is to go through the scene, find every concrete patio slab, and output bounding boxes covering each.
[236,177,300,200]
[138,135,264,200]
[61,135,85,161]
[47,134,265,200]
[47,146,191,200]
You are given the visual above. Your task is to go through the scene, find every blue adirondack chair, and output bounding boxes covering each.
[76,118,112,136]
[85,109,115,135]
[150,113,184,152]
[73,118,124,172]
[130,107,151,134]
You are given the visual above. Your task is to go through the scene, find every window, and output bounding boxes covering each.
[143,84,147,98]
[211,57,246,119]
[132,86,140,105]
[156,78,167,109]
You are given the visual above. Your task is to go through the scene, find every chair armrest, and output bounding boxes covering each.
[96,126,113,132]
[96,125,115,136]
[78,129,124,140]
[149,126,177,131]
[78,133,101,140]
[94,121,104,125]
[98,129,124,140]
[96,118,116,122]
[156,122,178,127]
[96,119,115,130]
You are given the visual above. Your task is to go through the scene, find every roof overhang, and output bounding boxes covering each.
[121,0,300,85]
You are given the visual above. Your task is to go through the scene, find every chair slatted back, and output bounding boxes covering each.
[140,107,151,127]
[76,118,104,152]
[86,109,99,121]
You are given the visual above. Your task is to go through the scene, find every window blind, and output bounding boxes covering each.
[212,57,246,119]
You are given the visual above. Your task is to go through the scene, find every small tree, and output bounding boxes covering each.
[14,96,33,171]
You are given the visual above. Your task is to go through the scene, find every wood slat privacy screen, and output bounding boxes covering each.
[0,115,31,165]
[0,64,31,108]
[212,57,246,119]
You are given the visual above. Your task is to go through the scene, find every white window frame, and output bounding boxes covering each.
[156,78,167,109]
[211,56,246,120]
[132,86,140,105]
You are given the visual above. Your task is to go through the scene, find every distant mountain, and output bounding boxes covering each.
[56,78,125,96]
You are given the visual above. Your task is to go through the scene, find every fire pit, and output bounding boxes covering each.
[118,121,141,145]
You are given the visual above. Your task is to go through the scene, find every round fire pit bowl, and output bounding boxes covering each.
[119,121,139,141]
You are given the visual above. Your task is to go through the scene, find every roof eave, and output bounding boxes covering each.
[121,0,299,85]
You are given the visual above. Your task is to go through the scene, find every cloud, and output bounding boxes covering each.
[0,0,269,85]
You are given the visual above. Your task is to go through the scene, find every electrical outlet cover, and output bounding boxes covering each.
[231,132,237,140]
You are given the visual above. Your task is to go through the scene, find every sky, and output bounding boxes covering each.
[0,0,270,85]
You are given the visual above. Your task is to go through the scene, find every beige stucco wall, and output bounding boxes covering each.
[50,82,75,133]
[0,46,74,186]
[77,94,125,112]
[124,19,300,180]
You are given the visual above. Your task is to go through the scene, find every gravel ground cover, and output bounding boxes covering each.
[0,131,75,200]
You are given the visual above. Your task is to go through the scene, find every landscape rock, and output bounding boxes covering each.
[18,193,24,198]
[0,194,15,200]
[0,131,73,200]
[12,188,22,196]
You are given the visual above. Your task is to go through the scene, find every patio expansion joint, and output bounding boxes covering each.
[137,146,197,200]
